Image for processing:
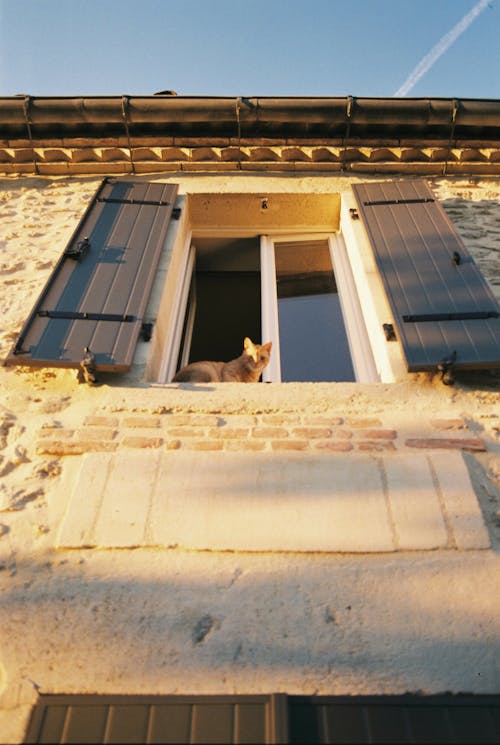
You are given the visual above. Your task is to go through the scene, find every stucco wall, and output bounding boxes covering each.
[0,173,499,743]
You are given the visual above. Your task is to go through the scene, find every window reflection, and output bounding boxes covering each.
[274,240,355,382]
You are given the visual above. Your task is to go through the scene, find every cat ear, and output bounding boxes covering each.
[243,337,254,350]
[263,341,272,351]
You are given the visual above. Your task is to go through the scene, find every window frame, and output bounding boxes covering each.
[159,224,379,384]
[260,232,378,383]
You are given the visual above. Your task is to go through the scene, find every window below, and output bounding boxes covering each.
[26,693,500,745]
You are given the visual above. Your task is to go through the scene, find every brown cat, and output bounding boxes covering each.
[173,337,272,383]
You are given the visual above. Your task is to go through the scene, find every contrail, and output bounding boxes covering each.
[394,0,490,96]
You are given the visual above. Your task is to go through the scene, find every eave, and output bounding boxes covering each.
[1,95,500,175]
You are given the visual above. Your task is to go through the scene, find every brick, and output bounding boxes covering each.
[163,414,218,426]
[37,440,118,455]
[346,418,383,428]
[224,440,267,451]
[313,441,353,452]
[431,418,467,430]
[121,436,163,449]
[292,427,332,439]
[252,426,288,438]
[186,440,223,451]
[271,440,309,451]
[208,427,250,439]
[331,429,353,440]
[38,428,74,439]
[405,437,486,452]
[159,414,190,426]
[166,427,207,438]
[357,442,396,452]
[259,414,300,425]
[123,416,160,428]
[196,415,224,426]
[301,416,343,426]
[216,415,257,427]
[78,427,116,440]
[83,415,119,428]
[357,429,397,440]
[165,439,182,450]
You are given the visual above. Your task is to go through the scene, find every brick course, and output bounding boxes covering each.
[121,436,164,449]
[36,412,491,455]
[405,437,486,452]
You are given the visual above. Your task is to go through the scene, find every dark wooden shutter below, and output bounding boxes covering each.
[5,178,178,372]
[352,180,500,372]
[25,694,500,744]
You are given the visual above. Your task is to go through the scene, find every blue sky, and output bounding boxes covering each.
[0,0,498,98]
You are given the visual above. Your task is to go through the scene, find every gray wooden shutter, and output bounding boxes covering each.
[351,180,500,373]
[26,695,273,744]
[6,178,178,373]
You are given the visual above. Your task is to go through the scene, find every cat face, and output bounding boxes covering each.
[243,337,272,371]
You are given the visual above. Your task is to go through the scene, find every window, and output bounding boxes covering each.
[161,230,378,384]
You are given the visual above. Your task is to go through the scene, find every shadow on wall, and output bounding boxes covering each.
[0,550,498,697]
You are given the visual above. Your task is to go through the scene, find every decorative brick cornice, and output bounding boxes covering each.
[2,143,500,175]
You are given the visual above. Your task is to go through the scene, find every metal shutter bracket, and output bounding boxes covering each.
[121,95,135,174]
[64,236,90,260]
[443,98,459,175]
[78,347,98,385]
[341,95,355,171]
[22,95,38,175]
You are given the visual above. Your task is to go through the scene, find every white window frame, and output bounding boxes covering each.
[158,236,195,383]
[261,233,378,383]
[160,229,379,384]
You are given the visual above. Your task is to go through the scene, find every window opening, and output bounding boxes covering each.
[166,230,377,384]
[177,237,261,370]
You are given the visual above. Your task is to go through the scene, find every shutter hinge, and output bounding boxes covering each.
[97,197,174,207]
[403,311,499,322]
[362,198,435,207]
[172,207,181,219]
[437,350,457,386]
[349,207,359,220]
[141,322,153,341]
[77,347,99,386]
[12,337,28,356]
[37,310,136,322]
[383,323,397,341]
[64,237,90,260]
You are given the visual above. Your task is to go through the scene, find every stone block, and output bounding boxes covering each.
[384,455,448,550]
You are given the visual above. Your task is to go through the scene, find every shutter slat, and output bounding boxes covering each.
[6,179,178,372]
[352,179,500,372]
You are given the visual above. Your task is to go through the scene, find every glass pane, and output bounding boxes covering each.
[274,240,355,382]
